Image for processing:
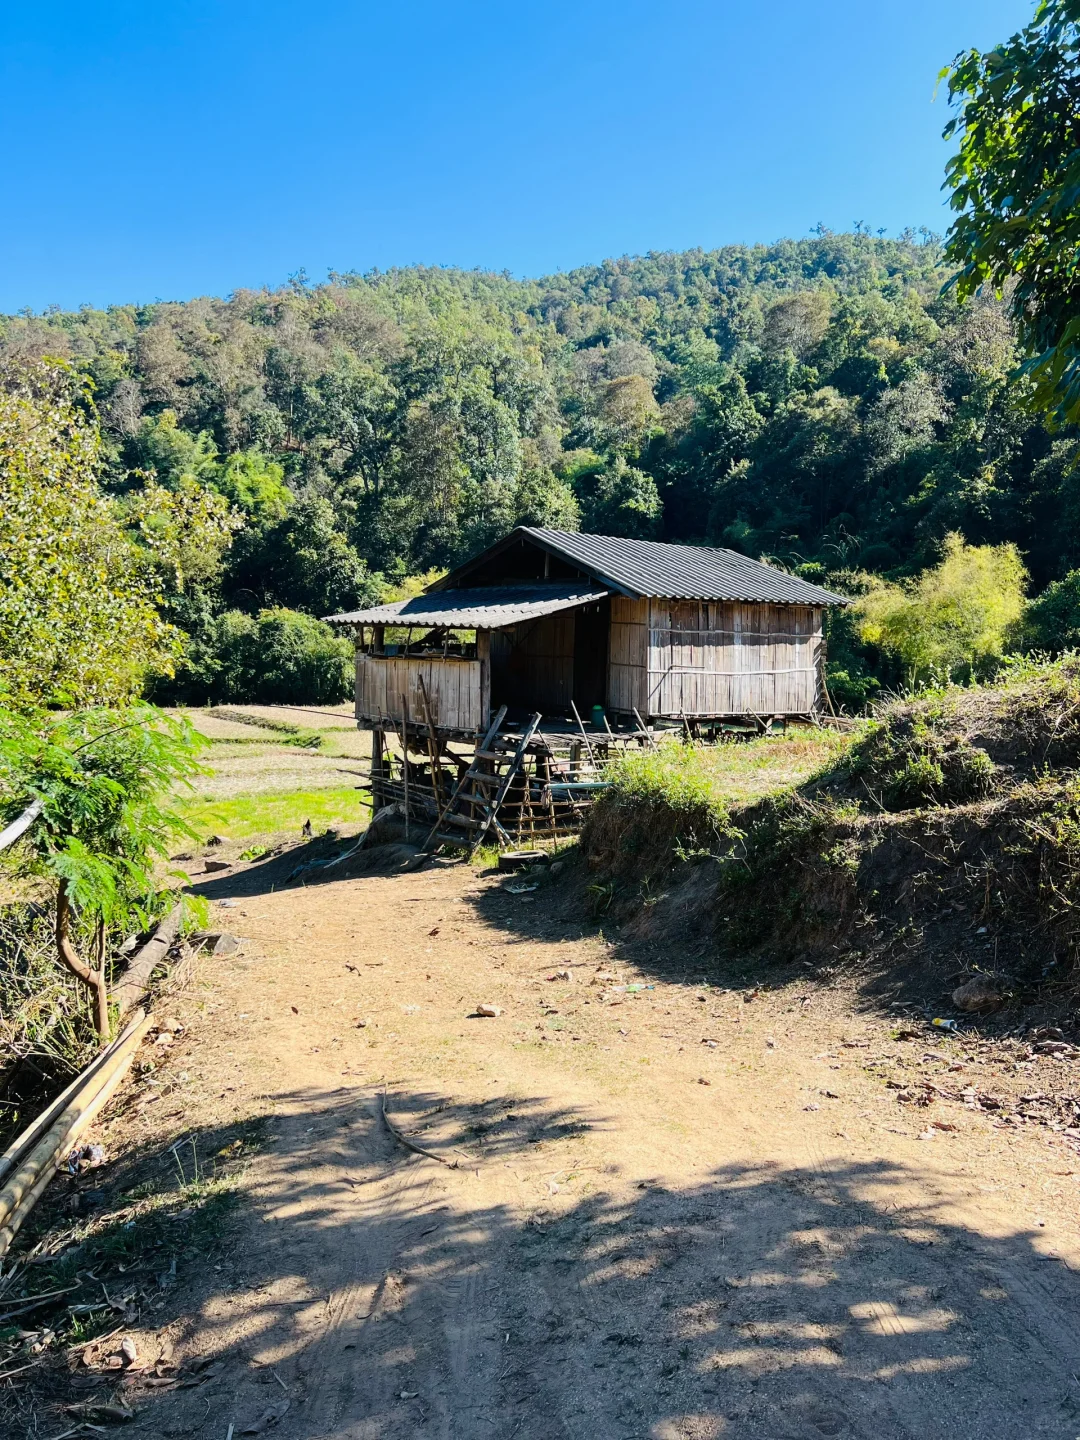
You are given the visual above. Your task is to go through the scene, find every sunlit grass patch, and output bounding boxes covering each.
[691,728,858,806]
[176,786,369,841]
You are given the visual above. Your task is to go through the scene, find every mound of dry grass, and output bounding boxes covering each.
[581,658,1080,1014]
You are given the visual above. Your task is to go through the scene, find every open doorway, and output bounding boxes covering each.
[572,597,609,713]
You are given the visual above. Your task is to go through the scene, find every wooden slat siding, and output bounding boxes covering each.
[607,595,648,713]
[355,656,483,731]
[490,612,575,710]
[645,601,824,716]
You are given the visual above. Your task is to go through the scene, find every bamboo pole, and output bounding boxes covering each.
[0,1010,149,1190]
[632,708,657,750]
[416,675,443,810]
[569,701,597,770]
[0,799,43,855]
[0,1011,154,1255]
[113,904,184,1019]
[397,693,411,842]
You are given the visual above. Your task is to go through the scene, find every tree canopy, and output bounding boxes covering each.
[0,360,233,708]
[4,229,1080,705]
[943,0,1080,427]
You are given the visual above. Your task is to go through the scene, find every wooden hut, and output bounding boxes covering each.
[328,526,847,734]
[325,530,846,850]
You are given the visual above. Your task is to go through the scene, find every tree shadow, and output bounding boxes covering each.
[8,1082,1080,1439]
[189,835,444,906]
[464,854,1047,1031]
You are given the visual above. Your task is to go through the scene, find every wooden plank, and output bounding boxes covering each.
[354,657,483,731]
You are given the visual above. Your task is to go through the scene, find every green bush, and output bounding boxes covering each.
[847,717,996,810]
[218,609,353,705]
[855,534,1027,687]
[583,744,736,885]
[1019,571,1080,654]
[826,666,881,713]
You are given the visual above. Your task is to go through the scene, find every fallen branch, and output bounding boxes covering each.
[380,1091,458,1168]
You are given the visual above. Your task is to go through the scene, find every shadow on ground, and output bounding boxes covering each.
[8,1081,1080,1439]
[463,850,1063,1034]
[190,834,435,906]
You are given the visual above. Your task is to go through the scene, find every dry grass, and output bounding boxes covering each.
[691,728,855,805]
[166,706,371,803]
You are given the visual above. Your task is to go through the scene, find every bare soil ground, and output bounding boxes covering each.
[10,840,1080,1439]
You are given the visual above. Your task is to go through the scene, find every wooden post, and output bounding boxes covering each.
[370,726,386,811]
[399,692,411,841]
[417,674,443,810]
[632,707,657,750]
[570,701,597,771]
[476,629,491,727]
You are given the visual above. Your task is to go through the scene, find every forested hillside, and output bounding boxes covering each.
[4,232,1076,703]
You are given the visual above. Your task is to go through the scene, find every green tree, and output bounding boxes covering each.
[211,608,354,704]
[213,448,293,523]
[576,456,662,538]
[943,1,1080,426]
[1018,569,1080,651]
[0,360,183,708]
[227,494,379,616]
[0,706,202,1038]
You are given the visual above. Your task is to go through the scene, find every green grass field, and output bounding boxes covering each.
[175,785,369,842]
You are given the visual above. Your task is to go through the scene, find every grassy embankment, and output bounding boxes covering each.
[582,657,1080,1010]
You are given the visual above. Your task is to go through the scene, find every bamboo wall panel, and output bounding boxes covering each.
[607,595,648,713]
[490,612,575,710]
[646,601,823,716]
[355,655,484,731]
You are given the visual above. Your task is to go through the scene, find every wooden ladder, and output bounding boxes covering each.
[465,713,542,855]
[420,705,507,850]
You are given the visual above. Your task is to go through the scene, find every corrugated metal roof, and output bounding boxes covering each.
[325,583,609,629]
[516,529,848,604]
[436,527,848,605]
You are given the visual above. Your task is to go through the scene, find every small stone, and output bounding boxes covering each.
[192,932,240,956]
[952,977,1002,1014]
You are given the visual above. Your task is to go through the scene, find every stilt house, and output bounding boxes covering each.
[328,527,847,735]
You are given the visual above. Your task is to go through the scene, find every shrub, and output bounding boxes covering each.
[582,744,736,884]
[159,607,354,706]
[0,706,202,1037]
[847,716,996,810]
[855,533,1027,687]
[216,608,353,705]
[826,666,881,713]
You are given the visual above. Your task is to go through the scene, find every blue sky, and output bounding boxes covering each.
[0,0,1033,312]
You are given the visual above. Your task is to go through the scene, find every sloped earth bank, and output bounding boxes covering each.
[10,845,1080,1439]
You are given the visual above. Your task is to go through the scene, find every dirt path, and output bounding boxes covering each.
[73,852,1080,1439]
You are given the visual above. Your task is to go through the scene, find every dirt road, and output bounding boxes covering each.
[81,849,1080,1439]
